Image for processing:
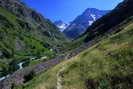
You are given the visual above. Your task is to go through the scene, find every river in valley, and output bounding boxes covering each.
[0,56,48,81]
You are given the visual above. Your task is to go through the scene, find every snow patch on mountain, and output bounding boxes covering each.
[88,14,97,25]
[55,20,69,32]
[90,14,96,21]
[57,24,68,32]
[88,20,94,25]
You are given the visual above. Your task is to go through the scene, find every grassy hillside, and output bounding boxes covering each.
[0,7,68,77]
[15,19,133,89]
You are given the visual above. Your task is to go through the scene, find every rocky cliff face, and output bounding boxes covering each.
[0,0,67,77]
[64,8,109,39]
[84,0,133,42]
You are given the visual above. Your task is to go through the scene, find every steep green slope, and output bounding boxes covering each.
[15,17,133,89]
[0,0,68,77]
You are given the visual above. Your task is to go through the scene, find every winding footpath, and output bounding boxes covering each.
[57,66,65,89]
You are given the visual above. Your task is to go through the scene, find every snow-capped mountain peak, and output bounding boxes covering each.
[54,20,69,32]
[64,8,110,39]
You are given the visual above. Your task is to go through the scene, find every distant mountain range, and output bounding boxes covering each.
[54,20,69,32]
[63,8,110,39]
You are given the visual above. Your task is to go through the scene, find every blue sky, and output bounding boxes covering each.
[23,0,123,23]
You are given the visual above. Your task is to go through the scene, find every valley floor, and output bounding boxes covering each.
[15,19,133,89]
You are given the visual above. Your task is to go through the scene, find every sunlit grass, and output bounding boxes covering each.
[15,21,133,89]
